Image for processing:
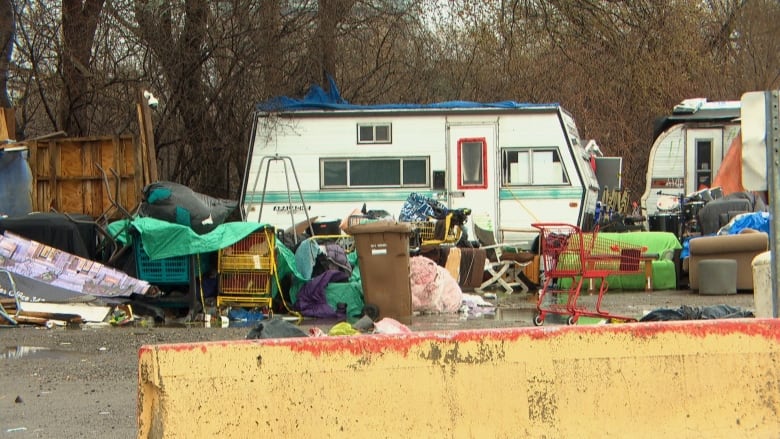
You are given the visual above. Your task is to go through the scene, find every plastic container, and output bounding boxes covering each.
[218,229,274,272]
[752,251,773,318]
[219,271,271,295]
[133,237,209,285]
[346,221,413,323]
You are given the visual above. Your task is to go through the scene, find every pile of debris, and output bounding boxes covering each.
[0,181,238,328]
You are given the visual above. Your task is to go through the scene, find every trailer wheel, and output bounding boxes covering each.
[567,315,577,325]
[533,313,544,326]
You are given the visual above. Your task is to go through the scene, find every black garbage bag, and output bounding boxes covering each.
[138,181,237,234]
[246,317,308,339]
[640,304,754,322]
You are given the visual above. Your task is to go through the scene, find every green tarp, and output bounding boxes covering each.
[109,217,269,260]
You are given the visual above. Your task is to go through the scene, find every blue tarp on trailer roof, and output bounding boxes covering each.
[256,78,557,112]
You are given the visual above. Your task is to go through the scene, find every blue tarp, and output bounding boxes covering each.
[257,78,556,113]
[720,211,771,235]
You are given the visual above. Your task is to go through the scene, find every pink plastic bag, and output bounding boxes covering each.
[373,318,412,334]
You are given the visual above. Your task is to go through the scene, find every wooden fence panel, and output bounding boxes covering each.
[28,135,145,220]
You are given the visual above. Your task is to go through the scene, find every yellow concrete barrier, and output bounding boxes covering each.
[138,319,780,438]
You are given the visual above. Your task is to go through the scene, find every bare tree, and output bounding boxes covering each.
[130,1,314,196]
[60,0,105,135]
[0,0,13,109]
[314,0,354,91]
[704,0,780,94]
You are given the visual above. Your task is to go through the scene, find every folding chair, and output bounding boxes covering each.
[473,222,534,295]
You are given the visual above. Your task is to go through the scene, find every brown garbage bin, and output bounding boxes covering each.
[346,221,413,323]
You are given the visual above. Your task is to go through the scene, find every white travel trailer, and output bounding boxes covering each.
[239,87,601,245]
[641,98,741,218]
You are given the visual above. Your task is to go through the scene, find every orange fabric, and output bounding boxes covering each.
[713,133,745,196]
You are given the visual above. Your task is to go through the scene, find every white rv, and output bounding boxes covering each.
[641,98,741,217]
[239,89,601,245]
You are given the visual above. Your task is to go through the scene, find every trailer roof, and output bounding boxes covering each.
[256,81,559,114]
[652,98,741,139]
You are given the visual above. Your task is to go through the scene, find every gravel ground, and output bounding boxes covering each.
[0,289,756,438]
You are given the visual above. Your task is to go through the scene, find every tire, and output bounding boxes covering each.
[533,313,545,326]
[567,315,577,325]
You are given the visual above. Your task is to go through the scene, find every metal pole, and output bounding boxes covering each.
[765,90,780,317]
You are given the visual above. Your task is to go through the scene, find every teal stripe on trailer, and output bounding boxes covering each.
[499,187,582,200]
[244,190,436,204]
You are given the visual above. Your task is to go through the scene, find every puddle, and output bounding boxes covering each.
[2,346,83,360]
[491,307,573,325]
[2,346,51,360]
[493,307,534,322]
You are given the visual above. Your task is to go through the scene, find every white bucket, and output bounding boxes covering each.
[751,251,773,318]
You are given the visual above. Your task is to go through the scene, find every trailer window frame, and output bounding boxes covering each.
[500,147,571,186]
[456,137,488,190]
[357,123,392,144]
[694,138,713,190]
[320,156,430,189]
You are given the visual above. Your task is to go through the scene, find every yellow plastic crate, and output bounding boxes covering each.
[218,229,275,272]
[218,270,271,295]
[217,270,272,309]
[218,254,272,272]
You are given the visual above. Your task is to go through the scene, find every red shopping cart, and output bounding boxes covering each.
[532,223,646,325]
[531,223,594,325]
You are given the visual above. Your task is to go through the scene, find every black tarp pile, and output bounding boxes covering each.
[138,181,237,234]
[640,304,754,322]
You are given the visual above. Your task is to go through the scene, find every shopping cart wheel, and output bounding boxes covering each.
[567,315,577,325]
[533,313,544,326]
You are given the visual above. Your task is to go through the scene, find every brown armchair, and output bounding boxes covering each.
[685,230,769,291]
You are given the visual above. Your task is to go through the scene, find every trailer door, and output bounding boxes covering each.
[685,128,723,194]
[446,123,498,225]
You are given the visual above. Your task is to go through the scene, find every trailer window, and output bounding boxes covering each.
[357,123,392,144]
[321,157,429,188]
[501,148,570,185]
[457,138,487,189]
[695,139,712,189]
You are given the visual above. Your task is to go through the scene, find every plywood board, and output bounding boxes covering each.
[27,135,144,220]
[0,107,15,141]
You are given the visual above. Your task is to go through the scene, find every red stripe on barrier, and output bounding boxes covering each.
[142,319,780,357]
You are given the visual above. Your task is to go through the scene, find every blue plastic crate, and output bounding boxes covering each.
[135,239,209,284]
